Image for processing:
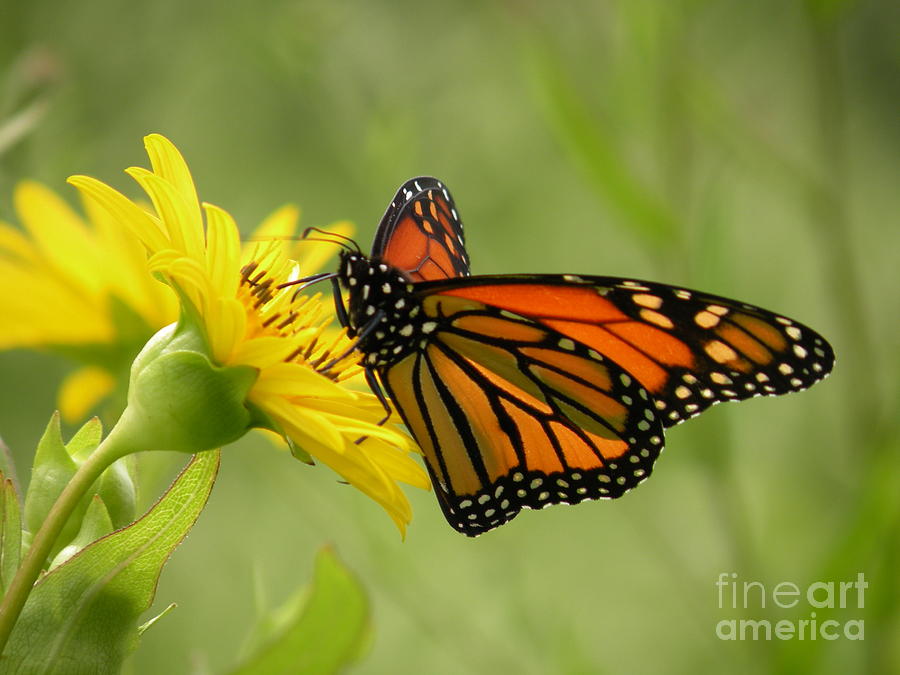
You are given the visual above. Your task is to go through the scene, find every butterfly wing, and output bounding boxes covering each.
[360,181,833,535]
[380,301,664,536]
[371,176,470,282]
[375,274,833,535]
[415,275,835,427]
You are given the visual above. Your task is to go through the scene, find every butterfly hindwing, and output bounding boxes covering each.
[381,298,664,535]
[371,176,470,282]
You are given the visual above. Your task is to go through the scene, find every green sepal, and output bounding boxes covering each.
[0,473,22,594]
[138,602,177,637]
[3,451,220,673]
[127,351,257,453]
[230,548,370,675]
[287,436,315,466]
[48,495,114,571]
[123,323,258,454]
[129,322,199,383]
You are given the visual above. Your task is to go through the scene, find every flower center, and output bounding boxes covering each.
[239,259,359,382]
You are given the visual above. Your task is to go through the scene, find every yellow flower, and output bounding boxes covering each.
[0,180,178,421]
[68,134,429,534]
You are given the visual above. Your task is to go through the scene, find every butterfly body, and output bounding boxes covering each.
[338,253,429,367]
[331,177,835,536]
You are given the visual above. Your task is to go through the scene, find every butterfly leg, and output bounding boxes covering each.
[352,367,394,446]
[319,309,385,373]
[365,367,393,425]
[331,276,349,328]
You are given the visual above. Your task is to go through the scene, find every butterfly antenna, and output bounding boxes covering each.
[300,227,362,253]
[275,271,337,292]
[244,229,362,254]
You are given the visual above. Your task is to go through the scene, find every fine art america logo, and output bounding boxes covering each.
[715,572,867,641]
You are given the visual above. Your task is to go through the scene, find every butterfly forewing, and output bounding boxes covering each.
[371,176,470,282]
[381,298,664,535]
[420,275,835,427]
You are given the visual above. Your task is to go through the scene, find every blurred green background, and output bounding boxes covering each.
[1,0,898,673]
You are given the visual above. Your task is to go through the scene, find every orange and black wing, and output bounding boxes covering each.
[380,294,665,536]
[418,274,835,427]
[371,176,470,282]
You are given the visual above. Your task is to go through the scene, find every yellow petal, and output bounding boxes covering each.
[207,296,247,364]
[262,396,346,456]
[252,362,356,400]
[80,189,178,328]
[0,222,39,262]
[15,181,103,294]
[313,413,415,449]
[58,366,116,422]
[290,396,387,424]
[126,167,205,264]
[270,400,412,534]
[203,203,241,299]
[164,256,213,317]
[232,336,305,370]
[361,438,430,489]
[143,134,203,238]
[68,175,170,253]
[0,256,113,347]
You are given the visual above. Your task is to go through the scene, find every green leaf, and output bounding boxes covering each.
[95,457,137,530]
[65,417,137,528]
[0,436,21,497]
[23,414,136,560]
[3,450,220,674]
[64,417,103,463]
[47,495,114,571]
[0,473,22,594]
[231,548,370,675]
[23,413,78,540]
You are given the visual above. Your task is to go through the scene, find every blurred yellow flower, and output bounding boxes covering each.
[68,134,428,533]
[0,180,337,424]
[0,180,178,420]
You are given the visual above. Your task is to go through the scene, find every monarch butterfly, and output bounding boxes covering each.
[313,177,834,536]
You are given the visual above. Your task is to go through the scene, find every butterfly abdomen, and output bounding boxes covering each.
[338,252,436,367]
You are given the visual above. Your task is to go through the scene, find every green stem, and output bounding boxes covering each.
[0,421,134,653]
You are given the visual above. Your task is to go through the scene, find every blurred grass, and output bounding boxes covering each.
[1,0,898,673]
